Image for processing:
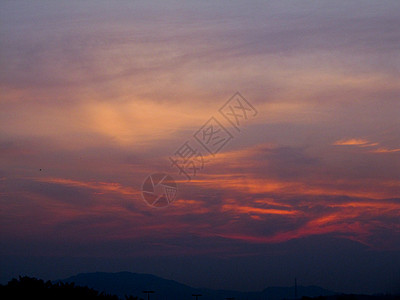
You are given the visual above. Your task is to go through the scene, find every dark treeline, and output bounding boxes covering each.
[0,276,140,300]
[1,276,398,300]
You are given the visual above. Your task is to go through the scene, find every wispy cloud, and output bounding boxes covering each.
[36,177,141,197]
[333,138,378,147]
[334,138,400,154]
[372,147,400,153]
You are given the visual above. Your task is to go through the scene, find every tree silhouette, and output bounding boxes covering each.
[0,276,142,300]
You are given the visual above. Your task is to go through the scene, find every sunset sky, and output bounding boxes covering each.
[1,0,399,295]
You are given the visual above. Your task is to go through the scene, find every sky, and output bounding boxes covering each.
[1,0,400,295]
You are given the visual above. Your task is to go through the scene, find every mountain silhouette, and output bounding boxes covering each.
[58,272,337,300]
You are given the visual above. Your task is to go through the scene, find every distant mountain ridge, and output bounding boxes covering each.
[59,271,337,300]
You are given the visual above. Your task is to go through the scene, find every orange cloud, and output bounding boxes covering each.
[221,203,297,216]
[333,138,377,146]
[189,173,397,200]
[372,147,400,153]
[35,177,140,197]
[213,206,395,247]
[333,138,400,154]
